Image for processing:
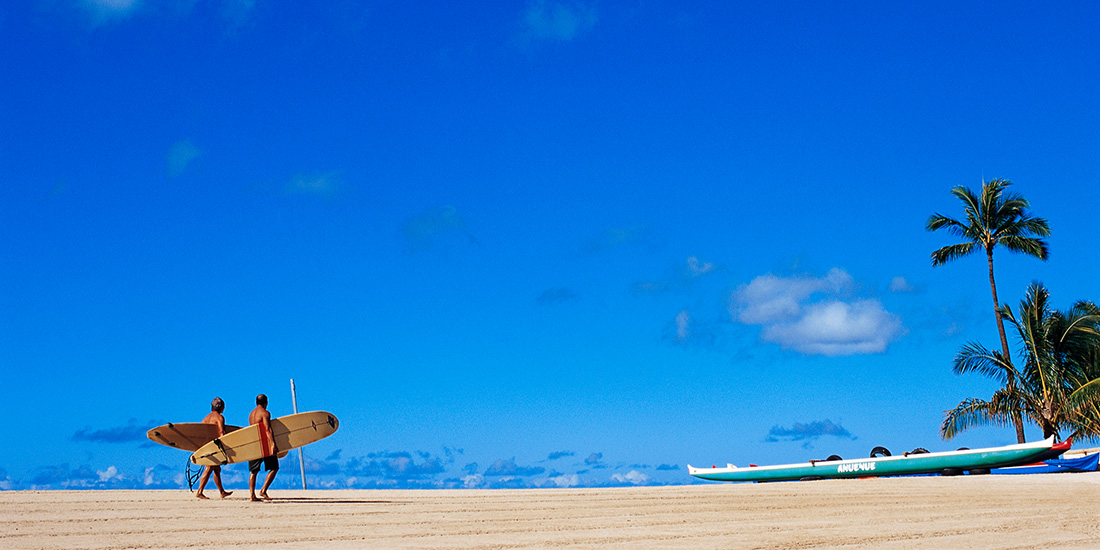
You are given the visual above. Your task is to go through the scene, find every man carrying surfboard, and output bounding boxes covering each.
[195,397,233,499]
[248,394,278,502]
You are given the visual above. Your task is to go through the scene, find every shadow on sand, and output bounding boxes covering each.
[263,497,398,504]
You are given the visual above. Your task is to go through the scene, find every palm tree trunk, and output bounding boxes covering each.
[988,248,1026,443]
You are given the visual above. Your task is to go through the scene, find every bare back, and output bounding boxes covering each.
[249,406,271,427]
[202,411,227,437]
[250,405,274,456]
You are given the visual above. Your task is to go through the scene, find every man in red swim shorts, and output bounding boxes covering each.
[248,394,278,501]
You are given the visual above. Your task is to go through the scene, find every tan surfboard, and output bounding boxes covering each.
[148,423,289,458]
[190,411,339,466]
[146,423,243,452]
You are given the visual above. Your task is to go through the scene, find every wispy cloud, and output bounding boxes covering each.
[286,171,342,195]
[484,457,546,477]
[548,450,575,460]
[520,0,598,42]
[662,309,719,348]
[221,0,257,28]
[765,419,856,446]
[71,419,159,444]
[78,0,256,26]
[635,256,719,294]
[343,450,452,480]
[16,461,201,490]
[584,225,657,254]
[304,453,342,476]
[166,140,201,177]
[402,206,478,251]
[537,287,580,306]
[731,269,904,356]
[672,310,691,342]
[140,463,186,489]
[28,463,132,489]
[5,447,690,490]
[889,276,918,293]
[546,472,581,487]
[82,0,142,23]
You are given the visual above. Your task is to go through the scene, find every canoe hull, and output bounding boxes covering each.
[990,452,1099,475]
[688,437,1069,482]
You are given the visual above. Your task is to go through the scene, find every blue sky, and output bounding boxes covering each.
[2,1,1099,490]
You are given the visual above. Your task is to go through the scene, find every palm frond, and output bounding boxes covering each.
[952,342,1012,383]
[930,242,977,266]
[1067,401,1100,443]
[926,213,963,232]
[1065,377,1100,415]
[949,185,985,234]
[978,180,1010,228]
[1013,216,1052,237]
[1070,301,1100,317]
[941,398,1006,439]
[999,235,1050,260]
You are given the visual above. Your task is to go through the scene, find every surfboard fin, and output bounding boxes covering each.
[214,438,228,465]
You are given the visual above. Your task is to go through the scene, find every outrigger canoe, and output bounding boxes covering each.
[688,437,1070,482]
[990,452,1099,475]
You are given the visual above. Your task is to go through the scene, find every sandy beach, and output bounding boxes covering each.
[3,474,1099,549]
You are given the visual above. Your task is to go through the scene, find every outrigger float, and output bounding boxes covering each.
[688,437,1071,482]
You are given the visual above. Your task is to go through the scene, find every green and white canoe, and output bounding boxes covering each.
[688,437,1070,482]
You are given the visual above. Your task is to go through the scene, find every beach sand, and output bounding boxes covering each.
[3,474,1099,549]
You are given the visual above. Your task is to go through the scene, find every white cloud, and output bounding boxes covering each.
[761,300,903,356]
[732,269,904,356]
[521,0,598,42]
[97,465,121,483]
[610,470,650,485]
[734,268,853,324]
[548,473,580,487]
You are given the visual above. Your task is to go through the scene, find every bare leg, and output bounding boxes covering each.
[212,466,232,498]
[196,466,212,499]
[249,471,260,502]
[258,470,277,500]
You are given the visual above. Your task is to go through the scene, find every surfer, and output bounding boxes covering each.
[248,394,278,502]
[195,397,233,499]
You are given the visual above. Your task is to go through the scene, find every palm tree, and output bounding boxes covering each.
[941,283,1100,442]
[927,179,1051,442]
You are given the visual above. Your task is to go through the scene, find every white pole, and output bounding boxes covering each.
[290,378,307,490]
